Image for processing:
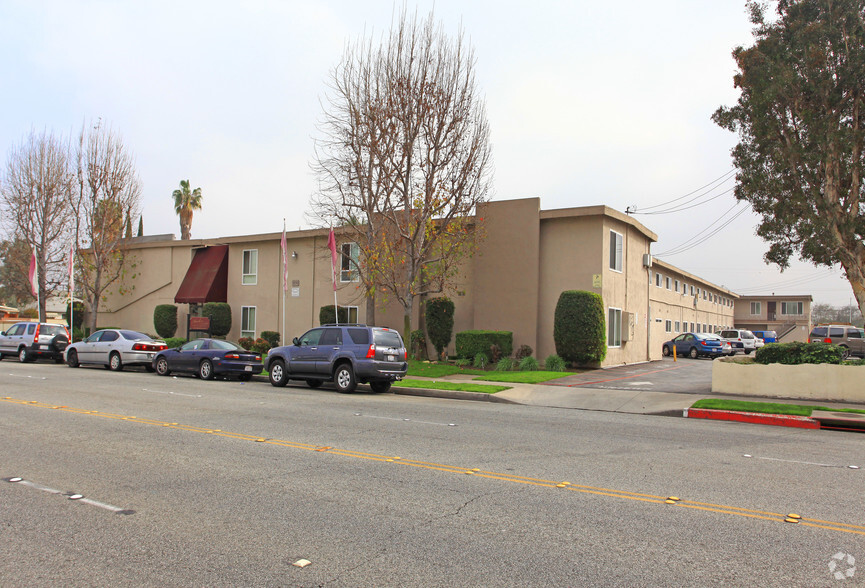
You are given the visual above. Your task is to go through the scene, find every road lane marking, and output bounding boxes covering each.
[4,477,134,514]
[4,396,864,536]
[743,454,860,469]
[354,413,457,426]
[142,388,202,398]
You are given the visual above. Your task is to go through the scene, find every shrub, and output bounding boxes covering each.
[495,357,515,371]
[72,327,85,343]
[319,305,349,325]
[519,356,539,371]
[202,302,232,337]
[163,337,187,349]
[454,358,472,368]
[544,354,567,372]
[153,304,178,338]
[20,308,38,318]
[251,338,271,354]
[489,344,503,364]
[754,342,844,365]
[455,330,513,361]
[472,353,488,369]
[260,330,281,347]
[65,301,85,330]
[426,297,455,357]
[238,337,254,350]
[554,290,606,366]
[514,344,533,361]
[410,329,427,360]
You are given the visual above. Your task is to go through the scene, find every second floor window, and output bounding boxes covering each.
[242,249,257,285]
[781,301,804,315]
[609,231,623,272]
[750,301,761,315]
[341,242,360,282]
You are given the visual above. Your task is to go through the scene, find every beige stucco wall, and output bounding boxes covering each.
[712,358,865,403]
[734,295,812,343]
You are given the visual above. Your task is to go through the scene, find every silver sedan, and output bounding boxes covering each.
[64,329,167,371]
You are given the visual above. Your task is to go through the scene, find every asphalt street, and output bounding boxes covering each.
[2,361,863,586]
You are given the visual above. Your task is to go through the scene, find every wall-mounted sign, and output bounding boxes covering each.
[592,274,602,288]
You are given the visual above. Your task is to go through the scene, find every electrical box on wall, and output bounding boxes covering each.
[621,311,636,342]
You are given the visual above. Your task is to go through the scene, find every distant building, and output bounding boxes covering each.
[734,295,813,342]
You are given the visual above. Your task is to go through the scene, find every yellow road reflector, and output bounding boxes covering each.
[471,468,480,472]
[665,499,678,504]
[386,459,394,462]
[667,496,680,501]
[556,483,568,488]
[292,559,311,568]
[255,439,267,442]
[464,471,474,474]
[315,446,332,452]
[787,513,802,519]
[785,517,800,524]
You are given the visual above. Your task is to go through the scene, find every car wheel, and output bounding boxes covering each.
[109,352,124,371]
[199,359,214,380]
[18,347,30,363]
[662,345,671,357]
[66,349,80,368]
[155,356,170,376]
[333,363,357,393]
[744,350,752,355]
[268,359,288,387]
[840,346,850,360]
[369,380,392,393]
[689,347,699,360]
[306,379,323,389]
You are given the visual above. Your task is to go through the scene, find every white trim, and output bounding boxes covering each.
[608,307,622,347]
[609,230,623,273]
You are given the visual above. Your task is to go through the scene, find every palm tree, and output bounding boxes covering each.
[172,180,202,240]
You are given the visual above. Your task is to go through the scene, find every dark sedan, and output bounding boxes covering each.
[661,332,732,359]
[153,339,263,381]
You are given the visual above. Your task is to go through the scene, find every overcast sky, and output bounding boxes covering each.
[0,0,856,307]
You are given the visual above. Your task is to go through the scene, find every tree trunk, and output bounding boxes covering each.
[365,295,375,327]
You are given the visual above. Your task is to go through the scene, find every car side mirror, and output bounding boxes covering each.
[0,331,4,336]
[293,337,300,346]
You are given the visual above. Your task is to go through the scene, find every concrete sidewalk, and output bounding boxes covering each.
[394,375,865,419]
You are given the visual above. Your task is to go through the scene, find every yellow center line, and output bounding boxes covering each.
[5,396,863,536]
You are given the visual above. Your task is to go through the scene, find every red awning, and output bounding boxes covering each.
[174,245,229,304]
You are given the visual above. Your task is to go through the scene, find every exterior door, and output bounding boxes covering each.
[767,301,776,321]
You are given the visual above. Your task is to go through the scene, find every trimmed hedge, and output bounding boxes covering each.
[163,337,187,349]
[754,342,845,365]
[202,302,232,337]
[260,330,281,347]
[153,304,178,339]
[426,297,455,357]
[455,330,513,361]
[554,290,606,366]
[320,305,349,325]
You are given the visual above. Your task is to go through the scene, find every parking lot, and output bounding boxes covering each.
[546,357,714,394]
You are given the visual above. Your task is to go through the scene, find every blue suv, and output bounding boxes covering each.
[264,324,408,393]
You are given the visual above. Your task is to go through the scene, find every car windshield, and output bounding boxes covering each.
[210,340,242,351]
[120,330,150,341]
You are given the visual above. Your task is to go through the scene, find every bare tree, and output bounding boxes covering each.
[312,9,493,338]
[71,121,142,332]
[0,130,74,321]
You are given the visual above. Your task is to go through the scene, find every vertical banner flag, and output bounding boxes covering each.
[29,252,38,296]
[327,228,338,291]
[280,226,288,292]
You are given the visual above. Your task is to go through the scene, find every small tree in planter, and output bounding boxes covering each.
[554,290,606,366]
[426,297,455,360]
[202,302,232,338]
[153,304,178,339]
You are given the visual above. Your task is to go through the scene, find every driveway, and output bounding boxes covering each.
[545,357,714,394]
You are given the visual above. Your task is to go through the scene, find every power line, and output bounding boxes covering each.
[626,169,735,215]
[654,202,751,257]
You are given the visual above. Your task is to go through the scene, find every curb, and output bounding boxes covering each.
[683,408,820,429]
[394,387,517,404]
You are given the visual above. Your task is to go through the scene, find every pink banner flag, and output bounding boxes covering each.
[29,252,38,296]
[326,228,338,291]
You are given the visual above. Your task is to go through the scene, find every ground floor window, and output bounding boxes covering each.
[241,306,256,339]
[665,319,672,333]
[674,320,680,332]
[608,308,622,347]
[346,305,358,323]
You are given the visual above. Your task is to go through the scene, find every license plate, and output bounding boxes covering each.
[387,355,395,361]
[244,365,252,372]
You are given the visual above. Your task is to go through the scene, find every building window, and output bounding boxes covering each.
[674,279,680,292]
[345,306,359,323]
[781,301,804,315]
[242,249,258,285]
[655,273,662,287]
[666,277,672,290]
[750,301,761,315]
[241,306,256,339]
[674,320,680,332]
[340,242,360,282]
[696,323,701,333]
[609,231,623,272]
[665,319,672,333]
[608,308,622,347]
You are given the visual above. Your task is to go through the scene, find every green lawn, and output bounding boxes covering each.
[690,398,865,417]
[406,360,486,378]
[473,371,573,384]
[393,378,510,394]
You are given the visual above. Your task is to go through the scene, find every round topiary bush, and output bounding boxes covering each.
[554,290,607,366]
[153,304,178,339]
[202,302,232,337]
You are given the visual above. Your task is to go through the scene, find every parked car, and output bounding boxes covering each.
[808,324,865,359]
[65,329,167,371]
[717,329,757,354]
[0,321,70,363]
[754,336,765,350]
[264,324,408,393]
[662,332,731,359]
[153,338,263,380]
[751,330,777,343]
